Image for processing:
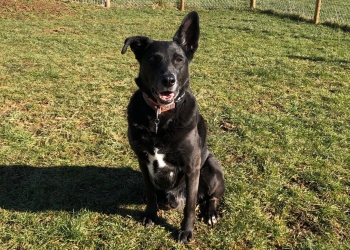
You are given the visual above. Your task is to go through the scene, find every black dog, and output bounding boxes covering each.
[121,11,224,243]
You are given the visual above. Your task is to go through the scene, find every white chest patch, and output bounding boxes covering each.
[147,148,167,183]
[148,148,166,168]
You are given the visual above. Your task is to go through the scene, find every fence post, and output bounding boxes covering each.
[314,0,322,24]
[250,0,256,8]
[105,0,111,8]
[180,0,185,11]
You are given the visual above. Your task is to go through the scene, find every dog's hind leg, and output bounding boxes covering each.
[198,152,225,226]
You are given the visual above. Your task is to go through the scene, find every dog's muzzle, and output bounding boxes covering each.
[153,73,178,104]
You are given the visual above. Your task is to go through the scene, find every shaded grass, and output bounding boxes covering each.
[1,1,350,249]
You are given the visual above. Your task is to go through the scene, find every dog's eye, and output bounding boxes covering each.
[175,57,183,63]
[149,55,162,64]
[149,56,156,63]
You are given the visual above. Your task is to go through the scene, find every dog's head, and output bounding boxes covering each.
[121,11,200,105]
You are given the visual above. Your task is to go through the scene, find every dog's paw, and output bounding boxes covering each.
[199,198,221,227]
[142,213,157,227]
[177,230,193,243]
[206,212,219,227]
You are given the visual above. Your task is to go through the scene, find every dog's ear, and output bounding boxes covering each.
[121,36,153,62]
[173,11,200,61]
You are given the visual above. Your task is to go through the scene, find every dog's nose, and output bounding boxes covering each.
[161,74,176,87]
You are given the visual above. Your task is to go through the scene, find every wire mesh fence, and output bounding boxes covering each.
[255,0,349,26]
[67,0,350,26]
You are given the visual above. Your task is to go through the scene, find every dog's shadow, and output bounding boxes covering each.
[0,165,177,232]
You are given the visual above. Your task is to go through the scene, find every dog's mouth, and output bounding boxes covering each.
[159,91,175,102]
[152,89,175,104]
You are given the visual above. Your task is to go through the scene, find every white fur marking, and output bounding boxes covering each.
[154,148,166,168]
[147,148,166,183]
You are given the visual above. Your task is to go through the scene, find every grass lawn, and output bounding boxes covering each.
[0,1,349,249]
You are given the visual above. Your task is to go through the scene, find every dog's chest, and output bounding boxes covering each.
[147,148,177,190]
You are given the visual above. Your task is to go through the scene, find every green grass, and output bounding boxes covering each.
[1,1,350,249]
[67,0,350,26]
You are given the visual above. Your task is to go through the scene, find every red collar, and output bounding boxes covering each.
[142,92,176,114]
[142,91,185,134]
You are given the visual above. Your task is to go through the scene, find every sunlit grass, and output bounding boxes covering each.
[0,1,349,249]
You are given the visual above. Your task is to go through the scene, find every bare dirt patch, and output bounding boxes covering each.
[0,0,75,18]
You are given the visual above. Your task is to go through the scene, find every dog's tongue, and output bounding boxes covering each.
[159,91,174,102]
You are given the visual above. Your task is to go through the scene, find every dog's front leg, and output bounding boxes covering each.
[178,168,200,243]
[139,161,158,227]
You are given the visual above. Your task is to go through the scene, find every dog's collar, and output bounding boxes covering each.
[142,92,185,134]
[142,92,185,114]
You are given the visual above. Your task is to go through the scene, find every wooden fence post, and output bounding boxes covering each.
[314,0,322,24]
[250,0,256,9]
[105,0,111,8]
[180,0,185,11]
